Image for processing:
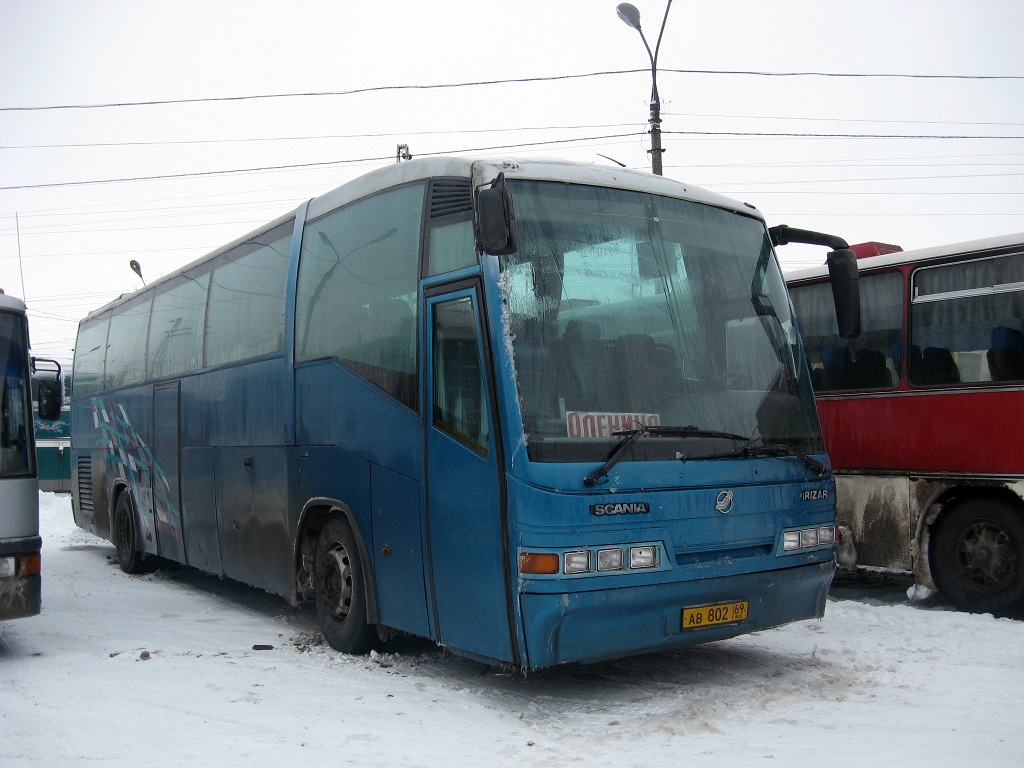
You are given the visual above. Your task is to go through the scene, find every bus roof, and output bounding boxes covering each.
[307,156,760,221]
[80,156,763,324]
[0,292,27,314]
[785,231,1024,283]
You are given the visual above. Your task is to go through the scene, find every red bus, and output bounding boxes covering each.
[786,233,1024,615]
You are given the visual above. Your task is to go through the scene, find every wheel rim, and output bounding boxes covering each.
[952,517,1020,593]
[321,541,355,621]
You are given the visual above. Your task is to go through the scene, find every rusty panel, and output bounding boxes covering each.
[835,474,913,570]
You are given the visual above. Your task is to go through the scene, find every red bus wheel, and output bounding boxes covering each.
[930,499,1024,615]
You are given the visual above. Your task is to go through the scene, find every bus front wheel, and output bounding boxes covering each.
[314,515,375,654]
[930,498,1024,616]
[113,492,147,575]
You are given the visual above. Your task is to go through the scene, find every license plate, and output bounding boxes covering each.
[682,600,749,630]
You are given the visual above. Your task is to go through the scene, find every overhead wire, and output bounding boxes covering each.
[2,67,1021,112]
[5,128,1024,192]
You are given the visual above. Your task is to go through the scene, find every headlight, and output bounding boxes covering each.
[630,545,658,569]
[781,525,837,554]
[564,550,591,574]
[597,548,624,572]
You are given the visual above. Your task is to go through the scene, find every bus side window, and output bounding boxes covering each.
[205,220,292,368]
[296,184,425,409]
[988,326,1024,381]
[911,253,1024,385]
[432,297,489,456]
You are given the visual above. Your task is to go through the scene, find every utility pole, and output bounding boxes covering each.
[616,1,674,175]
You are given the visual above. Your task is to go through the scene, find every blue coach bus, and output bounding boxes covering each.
[70,157,858,668]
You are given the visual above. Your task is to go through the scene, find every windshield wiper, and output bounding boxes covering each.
[583,425,747,488]
[694,443,828,475]
[739,443,828,475]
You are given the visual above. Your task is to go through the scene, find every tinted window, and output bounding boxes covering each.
[205,220,293,367]
[148,271,210,378]
[296,184,425,407]
[105,297,152,389]
[791,271,903,391]
[427,218,476,276]
[432,296,489,455]
[0,312,33,475]
[910,252,1024,385]
[72,314,110,396]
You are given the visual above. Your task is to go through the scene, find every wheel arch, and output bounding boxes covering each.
[915,480,1024,589]
[294,497,379,625]
[107,479,133,536]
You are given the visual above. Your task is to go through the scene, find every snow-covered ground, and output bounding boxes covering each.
[2,493,1022,767]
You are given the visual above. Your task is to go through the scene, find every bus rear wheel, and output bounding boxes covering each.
[930,499,1024,616]
[113,492,147,575]
[314,515,375,654]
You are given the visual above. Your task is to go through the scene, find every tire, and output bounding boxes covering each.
[930,498,1024,615]
[113,491,148,575]
[314,515,376,654]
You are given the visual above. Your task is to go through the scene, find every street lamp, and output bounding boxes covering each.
[616,1,673,175]
[129,259,145,286]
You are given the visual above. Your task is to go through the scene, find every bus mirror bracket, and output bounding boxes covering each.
[476,173,518,256]
[32,357,63,421]
[769,224,861,340]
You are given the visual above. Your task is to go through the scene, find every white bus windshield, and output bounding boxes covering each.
[0,312,34,477]
[501,180,821,463]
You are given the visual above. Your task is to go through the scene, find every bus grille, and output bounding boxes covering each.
[77,455,94,515]
[430,179,473,219]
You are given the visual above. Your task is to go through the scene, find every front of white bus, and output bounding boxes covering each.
[0,292,41,621]
[478,161,838,668]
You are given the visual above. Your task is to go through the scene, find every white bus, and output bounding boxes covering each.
[1,290,62,620]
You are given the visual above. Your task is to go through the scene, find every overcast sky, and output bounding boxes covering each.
[2,0,1023,359]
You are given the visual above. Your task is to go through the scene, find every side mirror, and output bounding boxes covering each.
[37,377,63,421]
[476,173,518,255]
[826,248,861,340]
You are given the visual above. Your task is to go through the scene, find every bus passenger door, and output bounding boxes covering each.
[425,287,514,664]
[152,382,185,563]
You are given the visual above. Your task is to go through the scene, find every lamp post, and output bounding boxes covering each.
[615,1,673,175]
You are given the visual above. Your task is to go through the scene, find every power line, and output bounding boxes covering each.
[665,111,1024,129]
[708,170,1024,186]
[7,115,1023,152]
[0,133,644,191]
[0,122,641,151]
[664,130,1024,141]
[2,68,1021,112]
[7,127,1024,192]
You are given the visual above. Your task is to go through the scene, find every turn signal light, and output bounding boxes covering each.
[0,554,40,577]
[519,552,559,575]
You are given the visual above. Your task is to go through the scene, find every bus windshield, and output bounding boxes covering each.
[501,180,821,463]
[0,311,34,477]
